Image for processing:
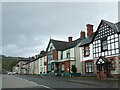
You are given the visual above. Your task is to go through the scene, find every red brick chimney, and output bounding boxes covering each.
[68,36,73,42]
[80,31,85,38]
[86,24,94,37]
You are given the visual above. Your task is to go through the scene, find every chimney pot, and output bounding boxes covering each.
[80,31,85,38]
[86,24,94,37]
[68,36,73,42]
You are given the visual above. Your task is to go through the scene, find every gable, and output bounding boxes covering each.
[96,58,105,64]
[47,42,55,52]
[46,39,56,52]
[94,20,118,41]
[96,56,110,65]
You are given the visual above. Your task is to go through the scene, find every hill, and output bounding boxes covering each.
[1,55,27,72]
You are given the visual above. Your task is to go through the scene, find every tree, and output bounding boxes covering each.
[71,65,77,73]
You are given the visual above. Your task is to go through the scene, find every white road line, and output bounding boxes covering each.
[39,85,55,90]
[16,76,55,90]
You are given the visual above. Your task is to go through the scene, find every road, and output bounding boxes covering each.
[2,75,50,89]
[0,74,2,89]
[2,74,119,90]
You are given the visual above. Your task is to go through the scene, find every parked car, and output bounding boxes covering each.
[7,71,16,75]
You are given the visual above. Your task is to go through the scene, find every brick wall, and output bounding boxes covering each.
[65,61,70,73]
[53,49,58,60]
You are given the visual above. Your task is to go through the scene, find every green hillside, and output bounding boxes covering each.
[1,55,26,72]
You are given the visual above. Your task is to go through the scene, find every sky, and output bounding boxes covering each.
[1,1,119,58]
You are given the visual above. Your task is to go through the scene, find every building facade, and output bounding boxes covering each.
[79,24,95,75]
[13,60,29,74]
[92,20,120,79]
[13,19,120,79]
[46,34,84,76]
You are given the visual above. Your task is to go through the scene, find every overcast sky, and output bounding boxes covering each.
[2,1,118,58]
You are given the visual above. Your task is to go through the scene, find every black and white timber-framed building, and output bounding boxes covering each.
[92,20,120,78]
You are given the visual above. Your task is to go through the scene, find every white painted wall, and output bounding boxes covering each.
[34,60,39,75]
[75,45,82,73]
[38,55,47,74]
[58,48,75,60]
[48,43,55,52]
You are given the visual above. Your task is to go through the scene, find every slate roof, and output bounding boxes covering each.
[115,22,120,33]
[79,20,120,47]
[17,59,29,63]
[79,33,95,47]
[39,50,46,58]
[46,37,83,51]
[28,50,47,63]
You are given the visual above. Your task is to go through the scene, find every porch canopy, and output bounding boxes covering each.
[96,56,111,71]
[96,56,111,65]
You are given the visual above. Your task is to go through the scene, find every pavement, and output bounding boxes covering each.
[46,75,119,88]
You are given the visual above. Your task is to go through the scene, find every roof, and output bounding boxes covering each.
[101,19,120,33]
[17,59,29,63]
[39,50,46,58]
[79,20,120,47]
[30,50,47,63]
[115,22,120,33]
[46,38,83,51]
[79,33,95,47]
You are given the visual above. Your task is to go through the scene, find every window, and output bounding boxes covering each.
[110,59,115,70]
[60,51,63,59]
[51,64,54,70]
[66,50,70,58]
[84,45,89,57]
[48,64,51,71]
[85,61,93,73]
[61,64,65,71]
[44,61,46,65]
[101,37,108,51]
[40,59,42,66]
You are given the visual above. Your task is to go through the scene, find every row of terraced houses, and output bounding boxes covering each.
[13,19,120,79]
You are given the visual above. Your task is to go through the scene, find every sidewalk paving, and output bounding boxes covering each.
[66,78,119,88]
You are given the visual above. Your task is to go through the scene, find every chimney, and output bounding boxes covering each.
[86,24,94,37]
[80,31,85,38]
[68,36,73,42]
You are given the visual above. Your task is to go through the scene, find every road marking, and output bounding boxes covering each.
[39,85,55,90]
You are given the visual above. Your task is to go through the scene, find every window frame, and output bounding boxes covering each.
[84,45,90,57]
[101,37,108,52]
[85,61,93,73]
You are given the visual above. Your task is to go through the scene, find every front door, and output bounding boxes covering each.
[96,56,111,79]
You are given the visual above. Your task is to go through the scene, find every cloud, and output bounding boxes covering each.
[2,2,118,57]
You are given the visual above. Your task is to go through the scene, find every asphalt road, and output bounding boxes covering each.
[16,75,119,89]
[2,74,119,90]
[0,74,2,89]
[2,75,50,89]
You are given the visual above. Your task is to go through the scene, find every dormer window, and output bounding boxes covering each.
[84,45,89,57]
[101,37,108,51]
